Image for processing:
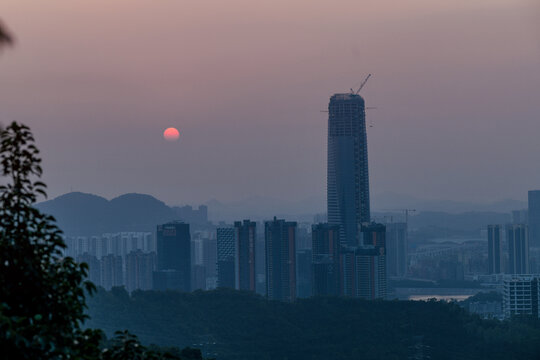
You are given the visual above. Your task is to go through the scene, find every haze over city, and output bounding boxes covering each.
[4,1,540,359]
[1,0,539,209]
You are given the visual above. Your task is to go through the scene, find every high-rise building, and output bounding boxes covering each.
[100,254,123,290]
[385,222,408,278]
[355,247,386,300]
[529,191,540,248]
[339,246,386,300]
[217,227,235,288]
[156,222,191,292]
[143,232,155,253]
[507,224,529,274]
[202,237,217,288]
[191,264,207,291]
[234,220,257,291]
[265,217,297,302]
[503,275,540,318]
[296,249,312,298]
[339,223,387,300]
[126,250,156,292]
[487,225,503,274]
[311,223,340,296]
[64,232,154,261]
[255,230,266,295]
[296,226,312,251]
[110,233,122,257]
[362,222,386,248]
[361,223,386,299]
[89,236,99,257]
[340,247,357,297]
[97,235,110,259]
[77,237,90,256]
[327,93,370,247]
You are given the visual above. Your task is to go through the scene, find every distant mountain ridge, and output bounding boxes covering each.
[37,191,525,237]
[205,193,526,222]
[372,192,527,213]
[37,192,176,236]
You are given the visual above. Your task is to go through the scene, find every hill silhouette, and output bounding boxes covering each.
[37,192,176,236]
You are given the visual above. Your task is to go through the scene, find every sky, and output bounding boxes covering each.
[0,0,539,210]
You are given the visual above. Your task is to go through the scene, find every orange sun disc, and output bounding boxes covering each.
[163,127,180,141]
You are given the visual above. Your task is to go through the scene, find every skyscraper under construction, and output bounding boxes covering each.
[327,92,370,247]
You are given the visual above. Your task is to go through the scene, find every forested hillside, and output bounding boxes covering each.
[86,288,540,360]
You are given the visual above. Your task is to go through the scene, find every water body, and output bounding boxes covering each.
[394,287,484,301]
[409,294,472,301]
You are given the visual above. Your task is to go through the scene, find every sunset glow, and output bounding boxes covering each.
[163,127,180,141]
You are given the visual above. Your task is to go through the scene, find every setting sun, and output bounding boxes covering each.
[163,127,180,141]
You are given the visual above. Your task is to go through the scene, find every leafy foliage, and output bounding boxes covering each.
[462,291,502,304]
[0,122,102,358]
[102,330,192,360]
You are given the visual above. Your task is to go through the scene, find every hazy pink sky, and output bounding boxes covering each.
[1,0,539,209]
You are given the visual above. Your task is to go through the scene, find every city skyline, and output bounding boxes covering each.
[0,0,539,206]
[2,2,540,358]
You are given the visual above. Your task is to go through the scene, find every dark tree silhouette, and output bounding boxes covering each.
[0,20,13,48]
[0,122,103,358]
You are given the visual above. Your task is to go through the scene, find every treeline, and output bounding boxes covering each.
[86,288,540,360]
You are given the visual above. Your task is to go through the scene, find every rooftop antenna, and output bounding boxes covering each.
[350,73,372,95]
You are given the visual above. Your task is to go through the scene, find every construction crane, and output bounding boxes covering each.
[350,73,372,95]
[321,74,374,114]
[382,209,417,225]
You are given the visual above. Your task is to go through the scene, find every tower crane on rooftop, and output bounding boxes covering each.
[350,73,372,95]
